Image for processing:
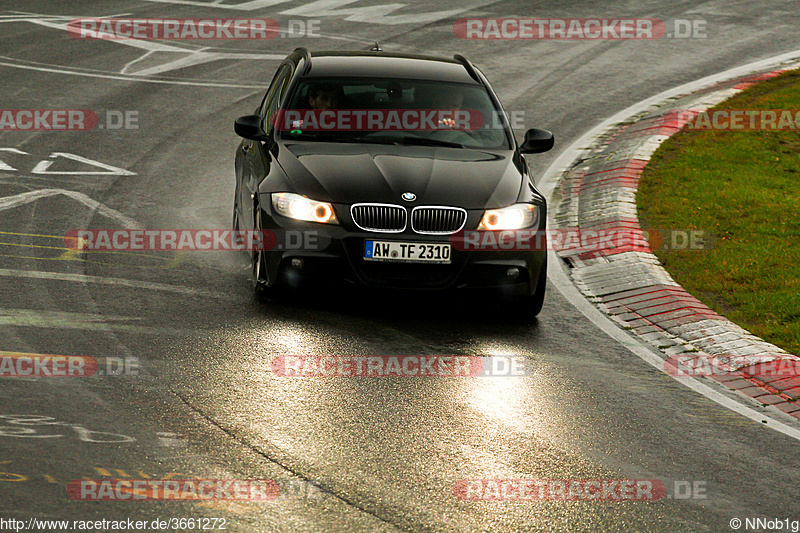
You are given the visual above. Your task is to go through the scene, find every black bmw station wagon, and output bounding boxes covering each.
[233,47,553,314]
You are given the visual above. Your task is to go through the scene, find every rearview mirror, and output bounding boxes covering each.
[519,128,554,154]
[234,115,268,141]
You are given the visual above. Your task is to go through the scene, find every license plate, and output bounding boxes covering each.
[364,240,451,264]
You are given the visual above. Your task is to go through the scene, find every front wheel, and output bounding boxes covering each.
[251,209,281,299]
[233,202,241,236]
[251,247,269,296]
[233,172,242,231]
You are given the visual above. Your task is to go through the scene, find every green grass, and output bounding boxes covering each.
[637,69,800,355]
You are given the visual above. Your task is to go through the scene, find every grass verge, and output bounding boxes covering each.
[637,69,800,355]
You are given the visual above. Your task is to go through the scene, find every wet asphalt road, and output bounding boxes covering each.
[1,1,800,532]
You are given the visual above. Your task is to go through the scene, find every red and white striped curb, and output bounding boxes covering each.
[552,67,800,419]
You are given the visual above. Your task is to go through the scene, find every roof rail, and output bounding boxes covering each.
[453,54,480,83]
[294,47,312,75]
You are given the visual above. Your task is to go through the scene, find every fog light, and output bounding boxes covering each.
[506,267,520,279]
[290,258,304,269]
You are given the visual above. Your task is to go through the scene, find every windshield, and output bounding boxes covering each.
[275,77,512,149]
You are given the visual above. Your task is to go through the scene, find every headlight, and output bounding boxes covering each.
[271,193,339,224]
[478,203,538,230]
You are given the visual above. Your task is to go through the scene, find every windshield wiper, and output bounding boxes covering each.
[397,136,464,149]
[282,132,369,144]
[283,132,465,148]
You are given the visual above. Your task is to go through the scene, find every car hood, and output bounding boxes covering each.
[275,141,524,209]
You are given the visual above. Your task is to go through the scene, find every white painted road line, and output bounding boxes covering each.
[0,308,184,335]
[0,268,235,300]
[0,57,265,88]
[0,189,142,229]
[30,153,135,176]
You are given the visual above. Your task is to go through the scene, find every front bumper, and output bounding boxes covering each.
[258,208,546,296]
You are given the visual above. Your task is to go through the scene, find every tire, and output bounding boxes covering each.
[251,209,283,299]
[233,171,242,231]
[252,247,269,296]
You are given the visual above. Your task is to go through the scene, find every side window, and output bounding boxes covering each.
[258,65,292,132]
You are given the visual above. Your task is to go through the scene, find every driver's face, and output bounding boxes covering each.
[309,92,338,110]
[433,93,463,110]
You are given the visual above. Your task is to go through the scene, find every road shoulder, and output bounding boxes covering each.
[548,60,800,421]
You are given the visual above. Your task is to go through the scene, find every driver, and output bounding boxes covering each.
[308,83,341,110]
[431,90,465,129]
[431,91,464,112]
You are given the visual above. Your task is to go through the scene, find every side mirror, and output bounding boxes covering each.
[519,128,554,154]
[234,115,268,141]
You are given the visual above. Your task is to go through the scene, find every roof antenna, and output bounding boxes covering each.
[369,41,383,52]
